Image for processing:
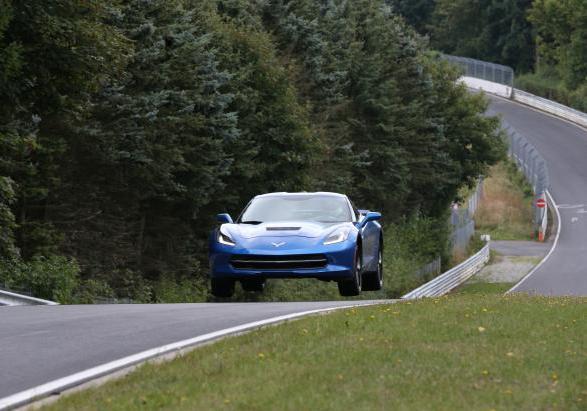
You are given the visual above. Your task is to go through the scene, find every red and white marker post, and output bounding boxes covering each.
[535,195,548,242]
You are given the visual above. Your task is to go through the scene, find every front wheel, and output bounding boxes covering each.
[338,248,362,296]
[211,278,235,298]
[362,247,383,291]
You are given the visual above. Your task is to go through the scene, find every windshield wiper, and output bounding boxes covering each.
[240,220,264,225]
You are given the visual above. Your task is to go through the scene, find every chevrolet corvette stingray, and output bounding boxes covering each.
[209,192,383,298]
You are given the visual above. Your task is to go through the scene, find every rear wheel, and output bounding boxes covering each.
[338,248,362,296]
[211,278,235,298]
[241,279,265,293]
[362,246,383,291]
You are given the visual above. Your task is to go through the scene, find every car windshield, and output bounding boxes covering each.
[239,195,353,223]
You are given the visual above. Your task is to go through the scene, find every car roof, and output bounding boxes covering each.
[254,192,348,199]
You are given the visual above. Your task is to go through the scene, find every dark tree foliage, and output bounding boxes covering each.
[264,0,503,217]
[0,1,19,260]
[530,0,587,89]
[429,0,535,73]
[1,0,504,301]
[384,0,436,33]
[0,0,131,260]
[386,0,535,74]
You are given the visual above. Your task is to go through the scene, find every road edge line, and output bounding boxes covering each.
[506,190,561,294]
[0,301,388,411]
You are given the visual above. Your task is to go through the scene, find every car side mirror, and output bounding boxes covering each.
[217,213,233,224]
[360,211,381,227]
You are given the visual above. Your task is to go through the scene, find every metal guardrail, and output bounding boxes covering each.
[402,242,490,299]
[513,89,587,129]
[0,288,58,306]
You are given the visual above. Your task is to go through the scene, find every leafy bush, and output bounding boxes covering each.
[152,275,208,303]
[381,213,450,298]
[0,256,80,303]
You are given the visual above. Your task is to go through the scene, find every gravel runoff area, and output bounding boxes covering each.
[471,241,550,284]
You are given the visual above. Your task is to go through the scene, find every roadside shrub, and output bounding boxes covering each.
[382,213,450,298]
[0,256,80,303]
[152,274,208,303]
[74,279,115,304]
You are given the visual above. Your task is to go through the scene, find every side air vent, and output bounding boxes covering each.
[266,227,301,231]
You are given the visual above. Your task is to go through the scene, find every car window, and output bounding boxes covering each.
[240,195,353,223]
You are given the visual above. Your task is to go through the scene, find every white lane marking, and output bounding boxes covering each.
[557,204,585,209]
[0,301,389,410]
[577,209,587,214]
[507,190,561,294]
[572,217,579,223]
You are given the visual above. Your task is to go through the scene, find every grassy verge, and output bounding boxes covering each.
[44,295,586,411]
[476,161,534,240]
[455,282,514,295]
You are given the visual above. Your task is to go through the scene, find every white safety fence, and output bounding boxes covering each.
[402,243,490,299]
[459,77,513,99]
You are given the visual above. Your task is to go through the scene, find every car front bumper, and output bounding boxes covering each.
[209,240,356,281]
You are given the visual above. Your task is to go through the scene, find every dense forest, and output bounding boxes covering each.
[387,0,587,111]
[0,0,504,303]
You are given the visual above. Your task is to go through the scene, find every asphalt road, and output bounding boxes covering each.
[0,300,380,400]
[490,240,549,257]
[489,96,587,296]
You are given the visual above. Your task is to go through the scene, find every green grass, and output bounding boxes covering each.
[44,295,586,411]
[455,282,514,295]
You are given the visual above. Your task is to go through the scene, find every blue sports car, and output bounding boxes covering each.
[209,192,383,298]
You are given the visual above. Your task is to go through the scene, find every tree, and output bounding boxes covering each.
[385,0,436,34]
[0,1,20,260]
[430,0,535,73]
[530,0,587,88]
[0,0,130,258]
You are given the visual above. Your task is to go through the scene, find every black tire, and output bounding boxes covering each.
[241,279,265,293]
[338,248,362,296]
[211,278,235,298]
[362,246,383,291]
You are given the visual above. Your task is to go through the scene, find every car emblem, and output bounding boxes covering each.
[271,241,286,248]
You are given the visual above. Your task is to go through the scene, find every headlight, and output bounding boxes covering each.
[218,226,236,246]
[324,227,351,245]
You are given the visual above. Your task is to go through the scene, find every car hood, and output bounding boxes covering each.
[228,221,352,239]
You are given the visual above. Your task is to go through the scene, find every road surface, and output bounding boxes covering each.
[490,96,587,296]
[0,301,380,403]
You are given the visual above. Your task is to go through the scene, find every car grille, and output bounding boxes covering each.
[230,254,328,270]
